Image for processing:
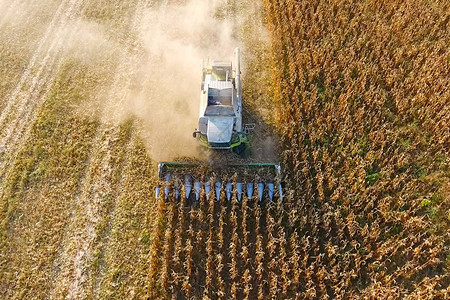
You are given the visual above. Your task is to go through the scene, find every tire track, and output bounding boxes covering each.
[65,127,128,299]
[0,0,70,126]
[49,124,122,299]
[53,123,134,299]
[90,128,137,298]
[0,0,83,185]
[47,123,103,299]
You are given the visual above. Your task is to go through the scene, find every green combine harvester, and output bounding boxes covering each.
[156,48,282,203]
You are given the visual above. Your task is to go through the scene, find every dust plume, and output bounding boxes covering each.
[114,0,239,161]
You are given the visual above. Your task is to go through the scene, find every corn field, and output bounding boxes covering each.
[148,0,449,298]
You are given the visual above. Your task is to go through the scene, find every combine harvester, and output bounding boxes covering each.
[156,48,282,203]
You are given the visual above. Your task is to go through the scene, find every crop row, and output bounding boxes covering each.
[148,0,448,298]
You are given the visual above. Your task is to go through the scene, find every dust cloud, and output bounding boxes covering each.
[115,0,240,161]
[136,1,239,161]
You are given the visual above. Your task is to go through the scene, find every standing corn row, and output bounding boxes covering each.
[204,189,216,296]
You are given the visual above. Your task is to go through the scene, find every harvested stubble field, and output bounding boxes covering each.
[1,0,449,299]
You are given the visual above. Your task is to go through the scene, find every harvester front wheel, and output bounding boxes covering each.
[232,143,247,156]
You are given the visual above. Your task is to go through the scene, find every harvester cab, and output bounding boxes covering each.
[156,48,282,204]
[193,48,249,155]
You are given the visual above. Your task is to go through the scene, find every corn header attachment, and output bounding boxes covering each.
[155,162,283,203]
